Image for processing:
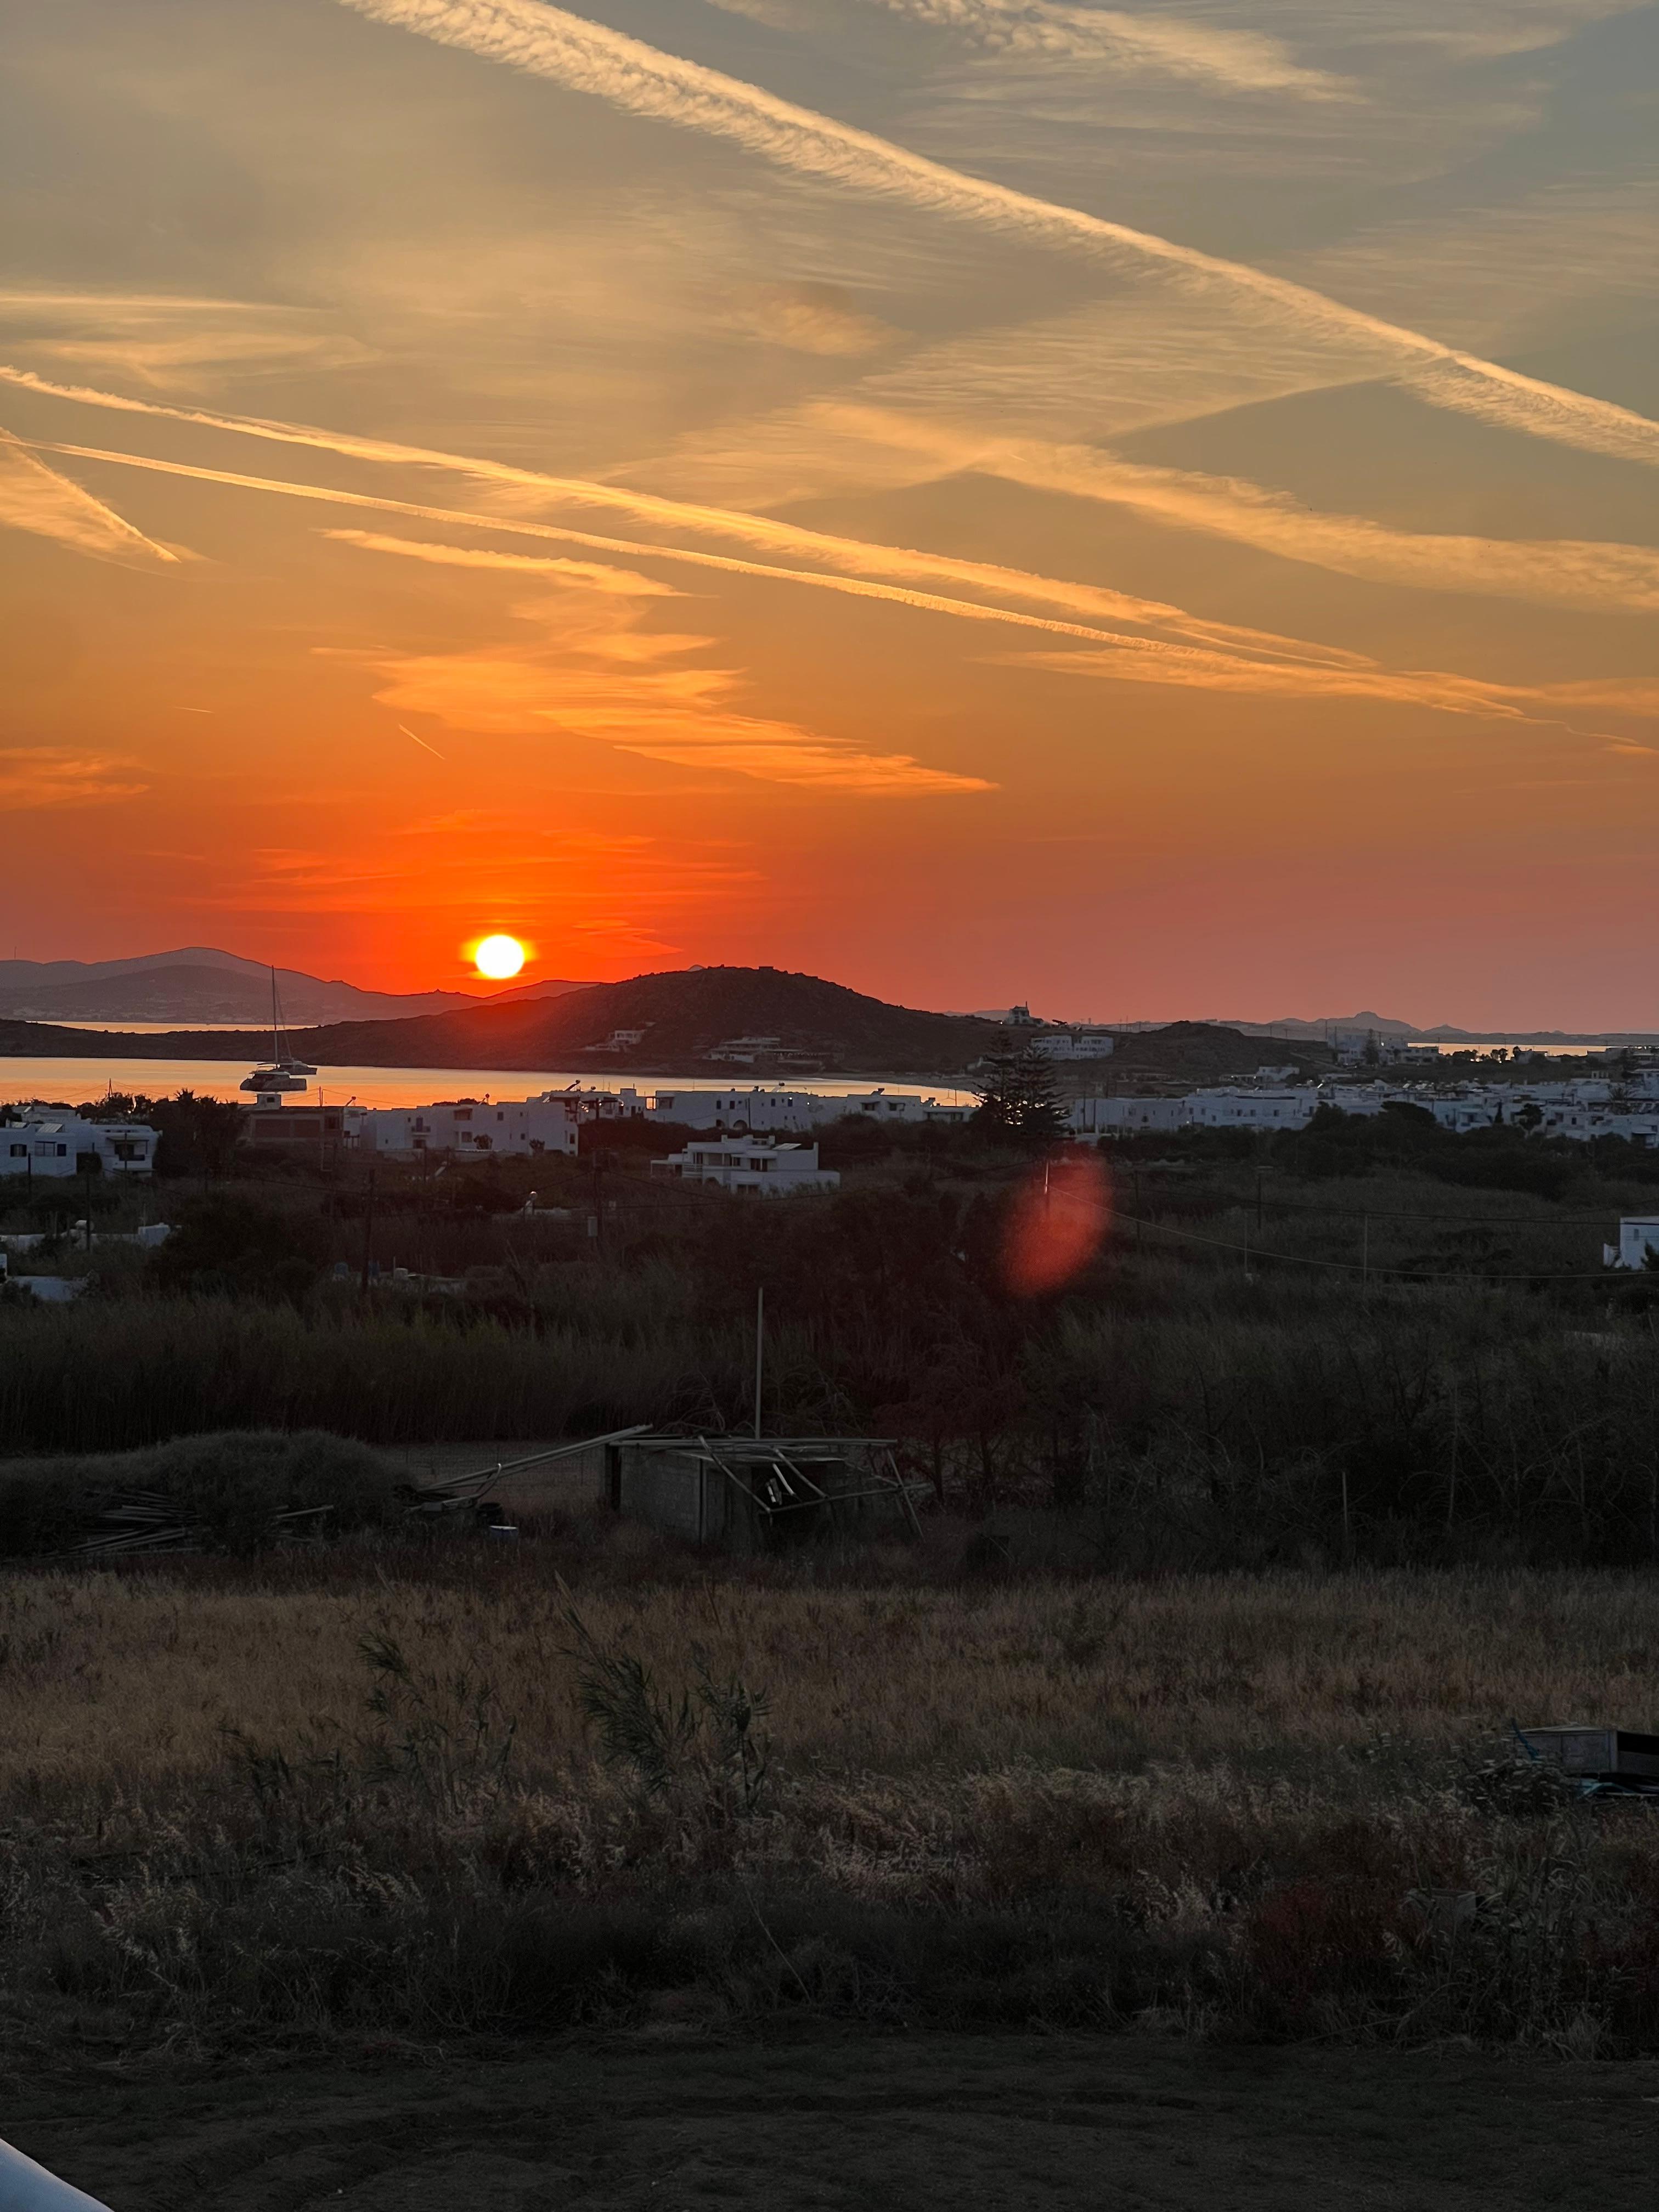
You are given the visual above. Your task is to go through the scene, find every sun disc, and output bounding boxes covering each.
[474,934,526,980]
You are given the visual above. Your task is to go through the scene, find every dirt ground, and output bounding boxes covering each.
[10,2032,1658,2211]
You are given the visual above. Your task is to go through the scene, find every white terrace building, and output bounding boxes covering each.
[0,1113,159,1178]
[650,1137,840,1197]
[1185,1087,1321,1131]
[351,1095,580,1160]
[643,1086,969,1132]
[1069,1096,1191,1135]
[1030,1026,1117,1061]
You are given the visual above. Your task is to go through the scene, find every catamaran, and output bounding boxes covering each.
[240,968,318,1095]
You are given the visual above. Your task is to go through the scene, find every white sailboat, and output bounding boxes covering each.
[240,968,318,1096]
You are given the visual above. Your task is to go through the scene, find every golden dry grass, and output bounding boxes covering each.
[8,1550,1659,2057]
[5,1559,1656,1803]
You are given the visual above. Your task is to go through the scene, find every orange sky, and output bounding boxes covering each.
[2,0,1657,1025]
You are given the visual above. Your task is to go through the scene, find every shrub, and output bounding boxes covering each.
[0,1429,402,1559]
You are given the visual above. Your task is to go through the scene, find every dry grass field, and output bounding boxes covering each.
[5,1541,1659,2070]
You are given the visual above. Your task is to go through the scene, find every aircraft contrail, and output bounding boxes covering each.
[335,0,1659,469]
[0,364,1336,658]
[18,435,1632,737]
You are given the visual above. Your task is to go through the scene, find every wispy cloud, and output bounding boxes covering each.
[722,280,891,357]
[823,414,1659,616]
[0,429,182,566]
[1023,453,1659,617]
[633,387,1659,620]
[346,567,996,793]
[21,433,1639,742]
[325,528,679,593]
[334,0,1659,468]
[854,0,1351,98]
[0,748,150,809]
[5,375,1359,657]
[1009,644,1659,743]
[0,290,374,393]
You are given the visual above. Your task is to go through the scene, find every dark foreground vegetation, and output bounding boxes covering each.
[4,1536,1659,2063]
[7,1099,1659,2067]
[9,1096,1659,1567]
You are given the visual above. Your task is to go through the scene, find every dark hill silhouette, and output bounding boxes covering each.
[1108,1022,1330,1081]
[4,967,1006,1076]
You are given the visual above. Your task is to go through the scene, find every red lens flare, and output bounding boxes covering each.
[1001,1147,1111,1298]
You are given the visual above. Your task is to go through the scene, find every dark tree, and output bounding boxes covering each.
[973,1042,1069,1146]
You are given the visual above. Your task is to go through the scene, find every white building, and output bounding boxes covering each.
[642,1086,968,1132]
[0,1114,159,1178]
[1606,1218,1659,1269]
[705,1035,793,1065]
[1069,1096,1190,1135]
[1186,1087,1321,1130]
[650,1086,828,1132]
[1031,1026,1116,1061]
[650,1137,840,1196]
[580,1026,652,1053]
[352,1095,580,1160]
[1425,1093,1504,1133]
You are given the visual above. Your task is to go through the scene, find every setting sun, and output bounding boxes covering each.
[473,934,527,981]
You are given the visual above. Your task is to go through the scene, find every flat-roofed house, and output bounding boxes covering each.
[650,1137,839,1195]
[0,1114,159,1178]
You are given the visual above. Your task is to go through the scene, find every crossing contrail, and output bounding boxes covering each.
[335,0,1659,469]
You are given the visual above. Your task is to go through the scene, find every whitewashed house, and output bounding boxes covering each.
[650,1137,839,1196]
[353,1095,580,1159]
[645,1086,969,1132]
[1069,1096,1190,1135]
[1606,1218,1659,1269]
[1031,1026,1116,1061]
[0,1114,159,1179]
[1186,1087,1320,1131]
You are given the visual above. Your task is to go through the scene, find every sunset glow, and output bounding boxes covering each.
[473,934,527,981]
[2,2,1655,1024]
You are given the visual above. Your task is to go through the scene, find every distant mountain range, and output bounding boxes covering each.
[980,1005,1659,1045]
[0,949,590,1026]
[1,966,1004,1076]
[1232,1013,1659,1045]
[3,955,1653,1073]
